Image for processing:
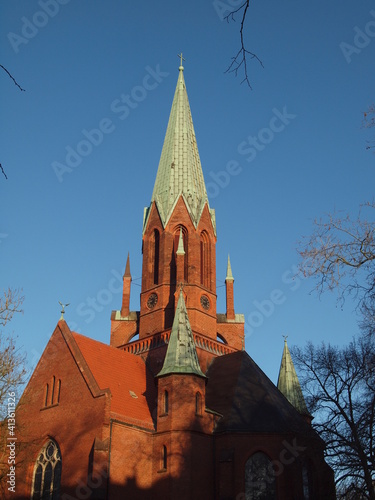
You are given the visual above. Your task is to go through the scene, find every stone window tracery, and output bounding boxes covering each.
[31,440,62,500]
[245,451,276,500]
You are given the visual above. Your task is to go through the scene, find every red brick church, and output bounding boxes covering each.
[4,62,335,499]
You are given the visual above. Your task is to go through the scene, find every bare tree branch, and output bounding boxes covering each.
[292,337,375,498]
[0,64,25,92]
[298,202,375,310]
[224,1,263,89]
[363,104,375,151]
[0,288,24,327]
[0,164,7,180]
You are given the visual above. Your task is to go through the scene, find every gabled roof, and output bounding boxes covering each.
[157,290,206,378]
[277,338,309,415]
[56,322,157,429]
[206,351,315,435]
[145,65,215,232]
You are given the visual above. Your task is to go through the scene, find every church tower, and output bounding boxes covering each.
[110,60,245,375]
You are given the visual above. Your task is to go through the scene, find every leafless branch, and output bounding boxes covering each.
[298,203,375,309]
[0,288,24,327]
[363,104,375,151]
[224,1,263,89]
[0,164,7,180]
[0,64,25,92]
[292,337,375,498]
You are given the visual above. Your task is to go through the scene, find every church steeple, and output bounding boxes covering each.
[277,337,309,415]
[145,62,215,232]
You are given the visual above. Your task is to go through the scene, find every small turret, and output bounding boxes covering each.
[157,290,205,378]
[225,255,235,320]
[277,337,310,418]
[175,228,185,287]
[121,253,132,318]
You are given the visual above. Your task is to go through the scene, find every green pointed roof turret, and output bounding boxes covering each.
[157,289,206,378]
[277,337,309,415]
[144,59,216,233]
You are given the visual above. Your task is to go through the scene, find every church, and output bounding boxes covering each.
[3,62,335,499]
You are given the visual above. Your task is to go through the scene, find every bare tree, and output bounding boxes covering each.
[298,202,375,312]
[224,0,263,88]
[363,104,375,152]
[292,336,375,499]
[0,65,25,180]
[0,288,26,416]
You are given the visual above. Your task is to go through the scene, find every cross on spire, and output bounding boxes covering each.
[177,52,185,68]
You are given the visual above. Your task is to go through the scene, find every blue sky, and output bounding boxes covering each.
[1,0,374,386]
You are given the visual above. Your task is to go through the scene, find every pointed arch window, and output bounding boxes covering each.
[245,452,276,500]
[200,231,210,289]
[302,460,314,499]
[43,377,61,408]
[161,445,167,470]
[150,229,160,285]
[44,384,49,407]
[50,376,55,405]
[164,390,169,415]
[32,440,62,500]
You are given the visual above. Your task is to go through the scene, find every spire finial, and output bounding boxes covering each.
[283,334,288,344]
[177,52,185,70]
[58,301,70,320]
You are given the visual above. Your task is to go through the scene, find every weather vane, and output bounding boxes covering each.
[177,52,185,67]
[282,334,288,343]
[59,301,70,320]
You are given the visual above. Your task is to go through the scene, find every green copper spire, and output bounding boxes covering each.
[146,62,215,233]
[157,290,206,378]
[277,337,309,415]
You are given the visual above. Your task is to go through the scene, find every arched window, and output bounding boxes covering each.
[200,231,210,289]
[32,440,62,500]
[56,380,61,404]
[161,445,167,470]
[245,452,276,500]
[50,376,55,405]
[164,390,169,414]
[44,384,49,407]
[150,229,159,285]
[195,392,202,415]
[302,460,313,499]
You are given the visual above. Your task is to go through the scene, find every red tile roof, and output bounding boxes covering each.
[72,332,157,428]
